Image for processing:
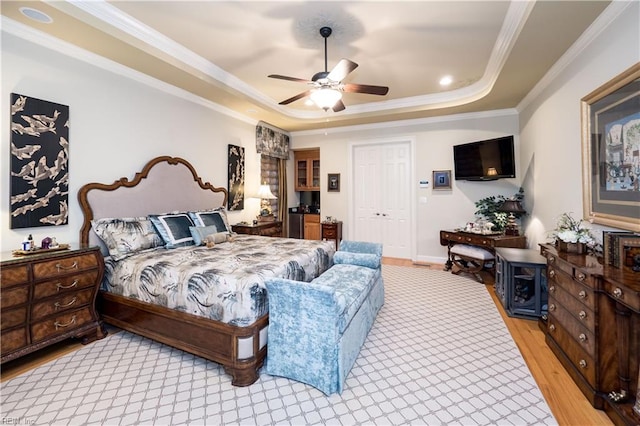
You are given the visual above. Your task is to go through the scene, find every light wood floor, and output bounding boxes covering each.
[2,258,614,425]
[385,257,613,426]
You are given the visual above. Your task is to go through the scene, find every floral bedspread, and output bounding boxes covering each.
[101,235,335,326]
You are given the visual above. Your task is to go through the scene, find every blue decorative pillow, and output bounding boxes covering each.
[333,251,381,269]
[149,213,196,248]
[189,225,222,246]
[188,209,229,232]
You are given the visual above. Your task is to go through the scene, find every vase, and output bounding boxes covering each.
[557,240,586,254]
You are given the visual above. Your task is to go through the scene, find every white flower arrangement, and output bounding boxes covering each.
[550,212,596,247]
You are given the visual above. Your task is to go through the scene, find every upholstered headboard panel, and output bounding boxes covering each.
[78,156,227,251]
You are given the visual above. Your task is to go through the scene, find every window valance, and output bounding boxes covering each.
[256,122,290,160]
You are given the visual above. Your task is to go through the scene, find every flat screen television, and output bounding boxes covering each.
[453,135,516,181]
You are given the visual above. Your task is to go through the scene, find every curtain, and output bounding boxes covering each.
[256,121,289,160]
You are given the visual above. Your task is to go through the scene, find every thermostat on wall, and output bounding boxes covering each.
[419,180,429,188]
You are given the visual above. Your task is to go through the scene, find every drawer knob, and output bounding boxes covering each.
[56,279,79,291]
[578,290,587,299]
[549,270,556,278]
[56,261,78,272]
[548,256,556,264]
[579,311,587,320]
[579,359,587,369]
[549,285,555,293]
[613,288,623,298]
[579,333,587,342]
[576,272,586,281]
[54,315,77,330]
[549,304,556,312]
[54,297,77,310]
[549,324,556,332]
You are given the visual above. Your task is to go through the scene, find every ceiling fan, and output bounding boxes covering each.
[268,26,389,112]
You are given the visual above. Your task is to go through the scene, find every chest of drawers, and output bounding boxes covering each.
[541,244,640,426]
[1,246,106,363]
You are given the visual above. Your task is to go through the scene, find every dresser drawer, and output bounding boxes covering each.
[323,229,337,238]
[548,303,595,355]
[548,268,595,311]
[31,308,94,342]
[1,265,29,288]
[31,288,94,321]
[604,281,640,312]
[1,327,28,354]
[548,285,595,331]
[547,318,596,387]
[1,285,29,309]
[32,253,98,279]
[33,270,99,299]
[1,307,27,330]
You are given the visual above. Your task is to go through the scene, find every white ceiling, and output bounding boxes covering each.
[1,1,611,132]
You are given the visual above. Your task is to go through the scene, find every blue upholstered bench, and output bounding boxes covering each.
[264,240,384,395]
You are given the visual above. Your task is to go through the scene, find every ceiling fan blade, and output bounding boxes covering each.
[279,90,312,105]
[268,74,313,84]
[332,100,346,112]
[327,59,358,82]
[341,83,389,96]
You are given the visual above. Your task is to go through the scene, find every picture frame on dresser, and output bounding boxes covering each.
[581,62,640,232]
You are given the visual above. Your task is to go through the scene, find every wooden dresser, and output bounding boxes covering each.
[321,221,343,250]
[1,246,106,364]
[540,244,639,426]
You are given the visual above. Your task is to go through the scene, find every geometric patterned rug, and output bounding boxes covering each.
[0,265,557,425]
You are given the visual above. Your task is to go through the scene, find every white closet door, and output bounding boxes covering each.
[353,141,412,259]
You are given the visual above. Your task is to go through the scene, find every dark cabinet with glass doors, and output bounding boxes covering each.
[495,247,548,319]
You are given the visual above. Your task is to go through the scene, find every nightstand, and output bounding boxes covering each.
[232,221,283,237]
[1,245,107,364]
[321,221,343,250]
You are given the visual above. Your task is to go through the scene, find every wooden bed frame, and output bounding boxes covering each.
[78,156,268,386]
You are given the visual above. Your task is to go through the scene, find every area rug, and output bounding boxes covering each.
[1,265,556,425]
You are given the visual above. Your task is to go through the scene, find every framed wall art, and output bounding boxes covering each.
[328,173,340,192]
[227,144,245,210]
[581,63,640,232]
[433,170,452,190]
[10,93,70,229]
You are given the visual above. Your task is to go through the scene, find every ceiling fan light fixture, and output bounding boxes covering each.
[310,88,342,110]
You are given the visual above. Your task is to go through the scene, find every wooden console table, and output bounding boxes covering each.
[540,243,639,426]
[439,229,526,271]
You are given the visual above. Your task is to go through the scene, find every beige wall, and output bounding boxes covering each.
[1,33,262,251]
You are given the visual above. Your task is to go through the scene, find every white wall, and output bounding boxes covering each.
[519,0,640,248]
[1,33,262,252]
[291,111,520,263]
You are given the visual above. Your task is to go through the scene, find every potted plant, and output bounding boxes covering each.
[549,212,597,254]
[474,188,525,233]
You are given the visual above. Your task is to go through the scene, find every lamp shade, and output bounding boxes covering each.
[310,88,342,110]
[257,184,276,200]
[487,167,498,176]
[500,199,525,214]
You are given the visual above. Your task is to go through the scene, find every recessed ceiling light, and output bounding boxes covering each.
[439,75,453,86]
[19,7,53,24]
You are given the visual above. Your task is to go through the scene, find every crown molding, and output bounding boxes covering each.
[56,0,533,118]
[1,16,257,127]
[516,0,633,113]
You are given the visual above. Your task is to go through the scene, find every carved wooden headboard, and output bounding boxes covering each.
[78,156,228,249]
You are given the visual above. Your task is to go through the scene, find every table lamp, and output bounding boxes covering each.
[257,184,277,221]
[500,199,525,236]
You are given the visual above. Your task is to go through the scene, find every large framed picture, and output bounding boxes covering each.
[581,63,640,232]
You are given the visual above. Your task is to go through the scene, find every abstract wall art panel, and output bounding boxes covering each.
[227,144,245,211]
[10,93,69,229]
